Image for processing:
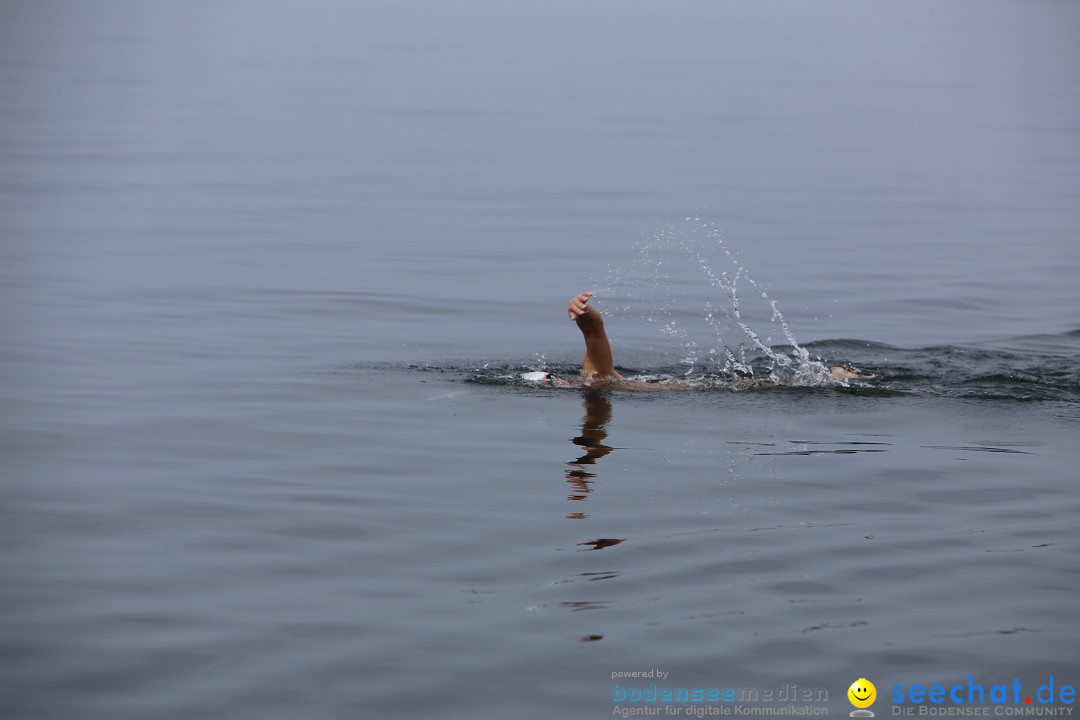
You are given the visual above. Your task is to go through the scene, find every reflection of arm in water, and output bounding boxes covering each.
[565,393,614,508]
[567,291,624,383]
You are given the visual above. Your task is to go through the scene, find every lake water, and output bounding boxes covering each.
[1,2,1078,718]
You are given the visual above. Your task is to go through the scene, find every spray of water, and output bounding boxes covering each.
[593,218,835,387]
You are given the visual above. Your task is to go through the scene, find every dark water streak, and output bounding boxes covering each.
[464,330,1080,407]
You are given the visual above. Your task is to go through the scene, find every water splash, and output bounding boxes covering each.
[459,330,1080,402]
[595,218,835,387]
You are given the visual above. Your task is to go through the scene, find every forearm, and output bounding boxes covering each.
[567,291,618,378]
[575,308,615,376]
[574,304,605,335]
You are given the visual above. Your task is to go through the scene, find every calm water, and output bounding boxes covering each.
[1,2,1079,718]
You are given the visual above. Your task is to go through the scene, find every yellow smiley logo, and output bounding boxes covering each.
[848,678,877,709]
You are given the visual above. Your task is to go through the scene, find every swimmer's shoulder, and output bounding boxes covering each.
[587,375,689,392]
[522,370,688,392]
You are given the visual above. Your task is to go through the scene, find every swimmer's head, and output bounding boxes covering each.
[521,371,575,388]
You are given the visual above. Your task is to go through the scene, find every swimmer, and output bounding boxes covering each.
[526,291,864,389]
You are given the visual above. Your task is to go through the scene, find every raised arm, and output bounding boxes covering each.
[567,292,620,380]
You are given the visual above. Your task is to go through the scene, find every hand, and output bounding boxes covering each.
[568,291,593,320]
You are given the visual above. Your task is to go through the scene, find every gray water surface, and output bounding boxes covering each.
[1,2,1079,719]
